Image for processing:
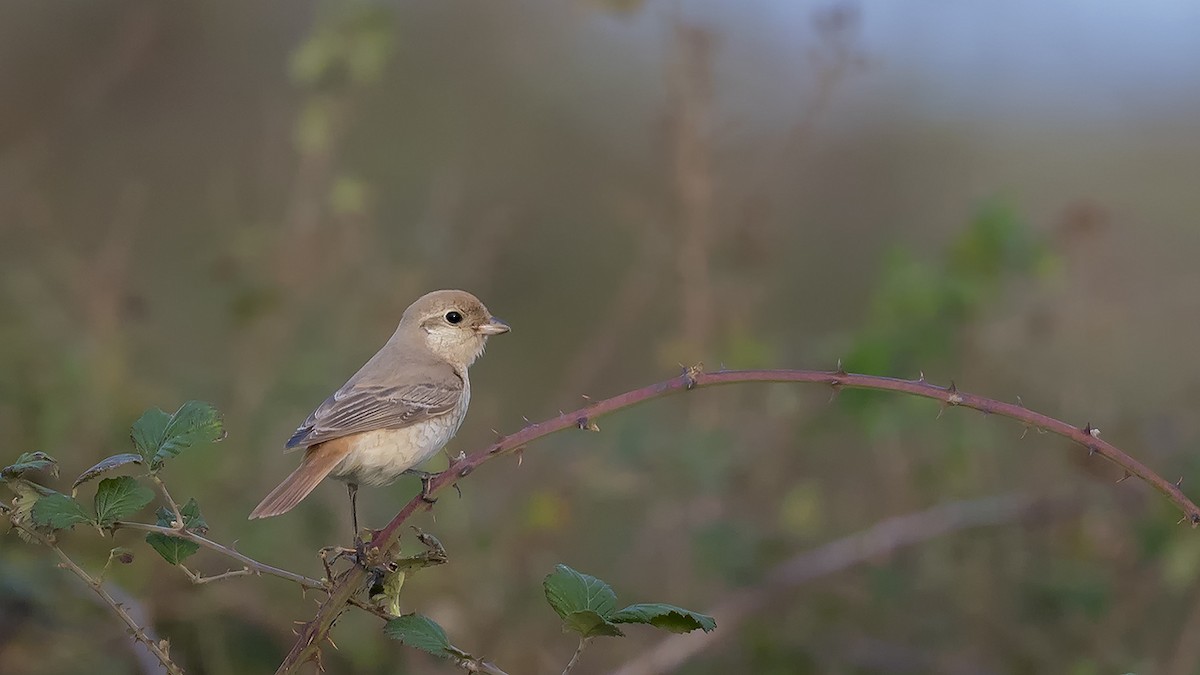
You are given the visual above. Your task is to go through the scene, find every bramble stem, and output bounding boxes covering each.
[150,474,185,531]
[562,637,592,675]
[114,520,325,591]
[277,367,1200,673]
[10,518,184,675]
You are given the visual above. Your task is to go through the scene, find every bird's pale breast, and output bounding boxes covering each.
[329,378,470,487]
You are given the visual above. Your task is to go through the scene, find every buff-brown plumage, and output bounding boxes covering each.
[249,290,508,521]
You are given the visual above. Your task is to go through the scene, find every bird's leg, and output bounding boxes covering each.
[348,482,366,558]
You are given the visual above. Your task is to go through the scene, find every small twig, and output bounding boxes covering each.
[96,546,132,585]
[453,656,511,675]
[181,565,255,585]
[149,474,185,530]
[114,520,325,591]
[113,520,400,623]
[562,637,593,675]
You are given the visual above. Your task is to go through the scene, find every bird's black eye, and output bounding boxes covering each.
[445,311,463,324]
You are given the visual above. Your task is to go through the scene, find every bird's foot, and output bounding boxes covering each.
[354,534,368,563]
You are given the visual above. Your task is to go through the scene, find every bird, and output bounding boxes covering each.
[248,289,509,537]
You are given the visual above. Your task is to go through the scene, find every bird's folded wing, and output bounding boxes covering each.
[285,377,463,450]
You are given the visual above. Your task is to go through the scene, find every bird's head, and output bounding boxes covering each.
[400,289,509,367]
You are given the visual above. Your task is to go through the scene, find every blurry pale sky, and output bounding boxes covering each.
[590,0,1200,126]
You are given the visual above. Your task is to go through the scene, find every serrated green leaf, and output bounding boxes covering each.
[151,498,208,533]
[72,453,143,492]
[2,452,59,481]
[544,564,618,620]
[31,493,93,530]
[177,498,208,533]
[145,533,200,565]
[7,478,52,517]
[6,480,54,541]
[131,408,170,463]
[611,603,716,633]
[131,401,225,468]
[544,564,625,638]
[565,610,625,637]
[94,477,154,526]
[384,614,468,659]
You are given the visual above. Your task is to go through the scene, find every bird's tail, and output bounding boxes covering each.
[248,441,350,519]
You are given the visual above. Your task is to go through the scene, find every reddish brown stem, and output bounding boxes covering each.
[275,368,1200,673]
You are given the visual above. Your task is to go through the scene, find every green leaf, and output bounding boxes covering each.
[94,477,154,526]
[177,498,208,533]
[384,614,468,659]
[143,498,208,564]
[131,408,170,463]
[31,493,93,530]
[131,401,225,467]
[611,603,717,633]
[564,610,624,637]
[72,454,143,493]
[6,480,55,541]
[544,564,624,638]
[7,479,52,519]
[152,498,208,533]
[145,533,200,565]
[2,452,59,481]
[544,564,619,618]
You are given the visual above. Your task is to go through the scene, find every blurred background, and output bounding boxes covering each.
[3,1,1200,673]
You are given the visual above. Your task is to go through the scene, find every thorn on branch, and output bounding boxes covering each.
[836,359,847,377]
[1177,476,1185,488]
[682,363,703,389]
[1116,471,1132,484]
[576,417,600,432]
[945,380,963,406]
[918,370,926,383]
[1016,395,1025,408]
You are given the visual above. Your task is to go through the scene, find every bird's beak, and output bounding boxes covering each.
[477,317,510,335]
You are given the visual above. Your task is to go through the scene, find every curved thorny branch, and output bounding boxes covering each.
[276,366,1200,673]
[5,519,184,675]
